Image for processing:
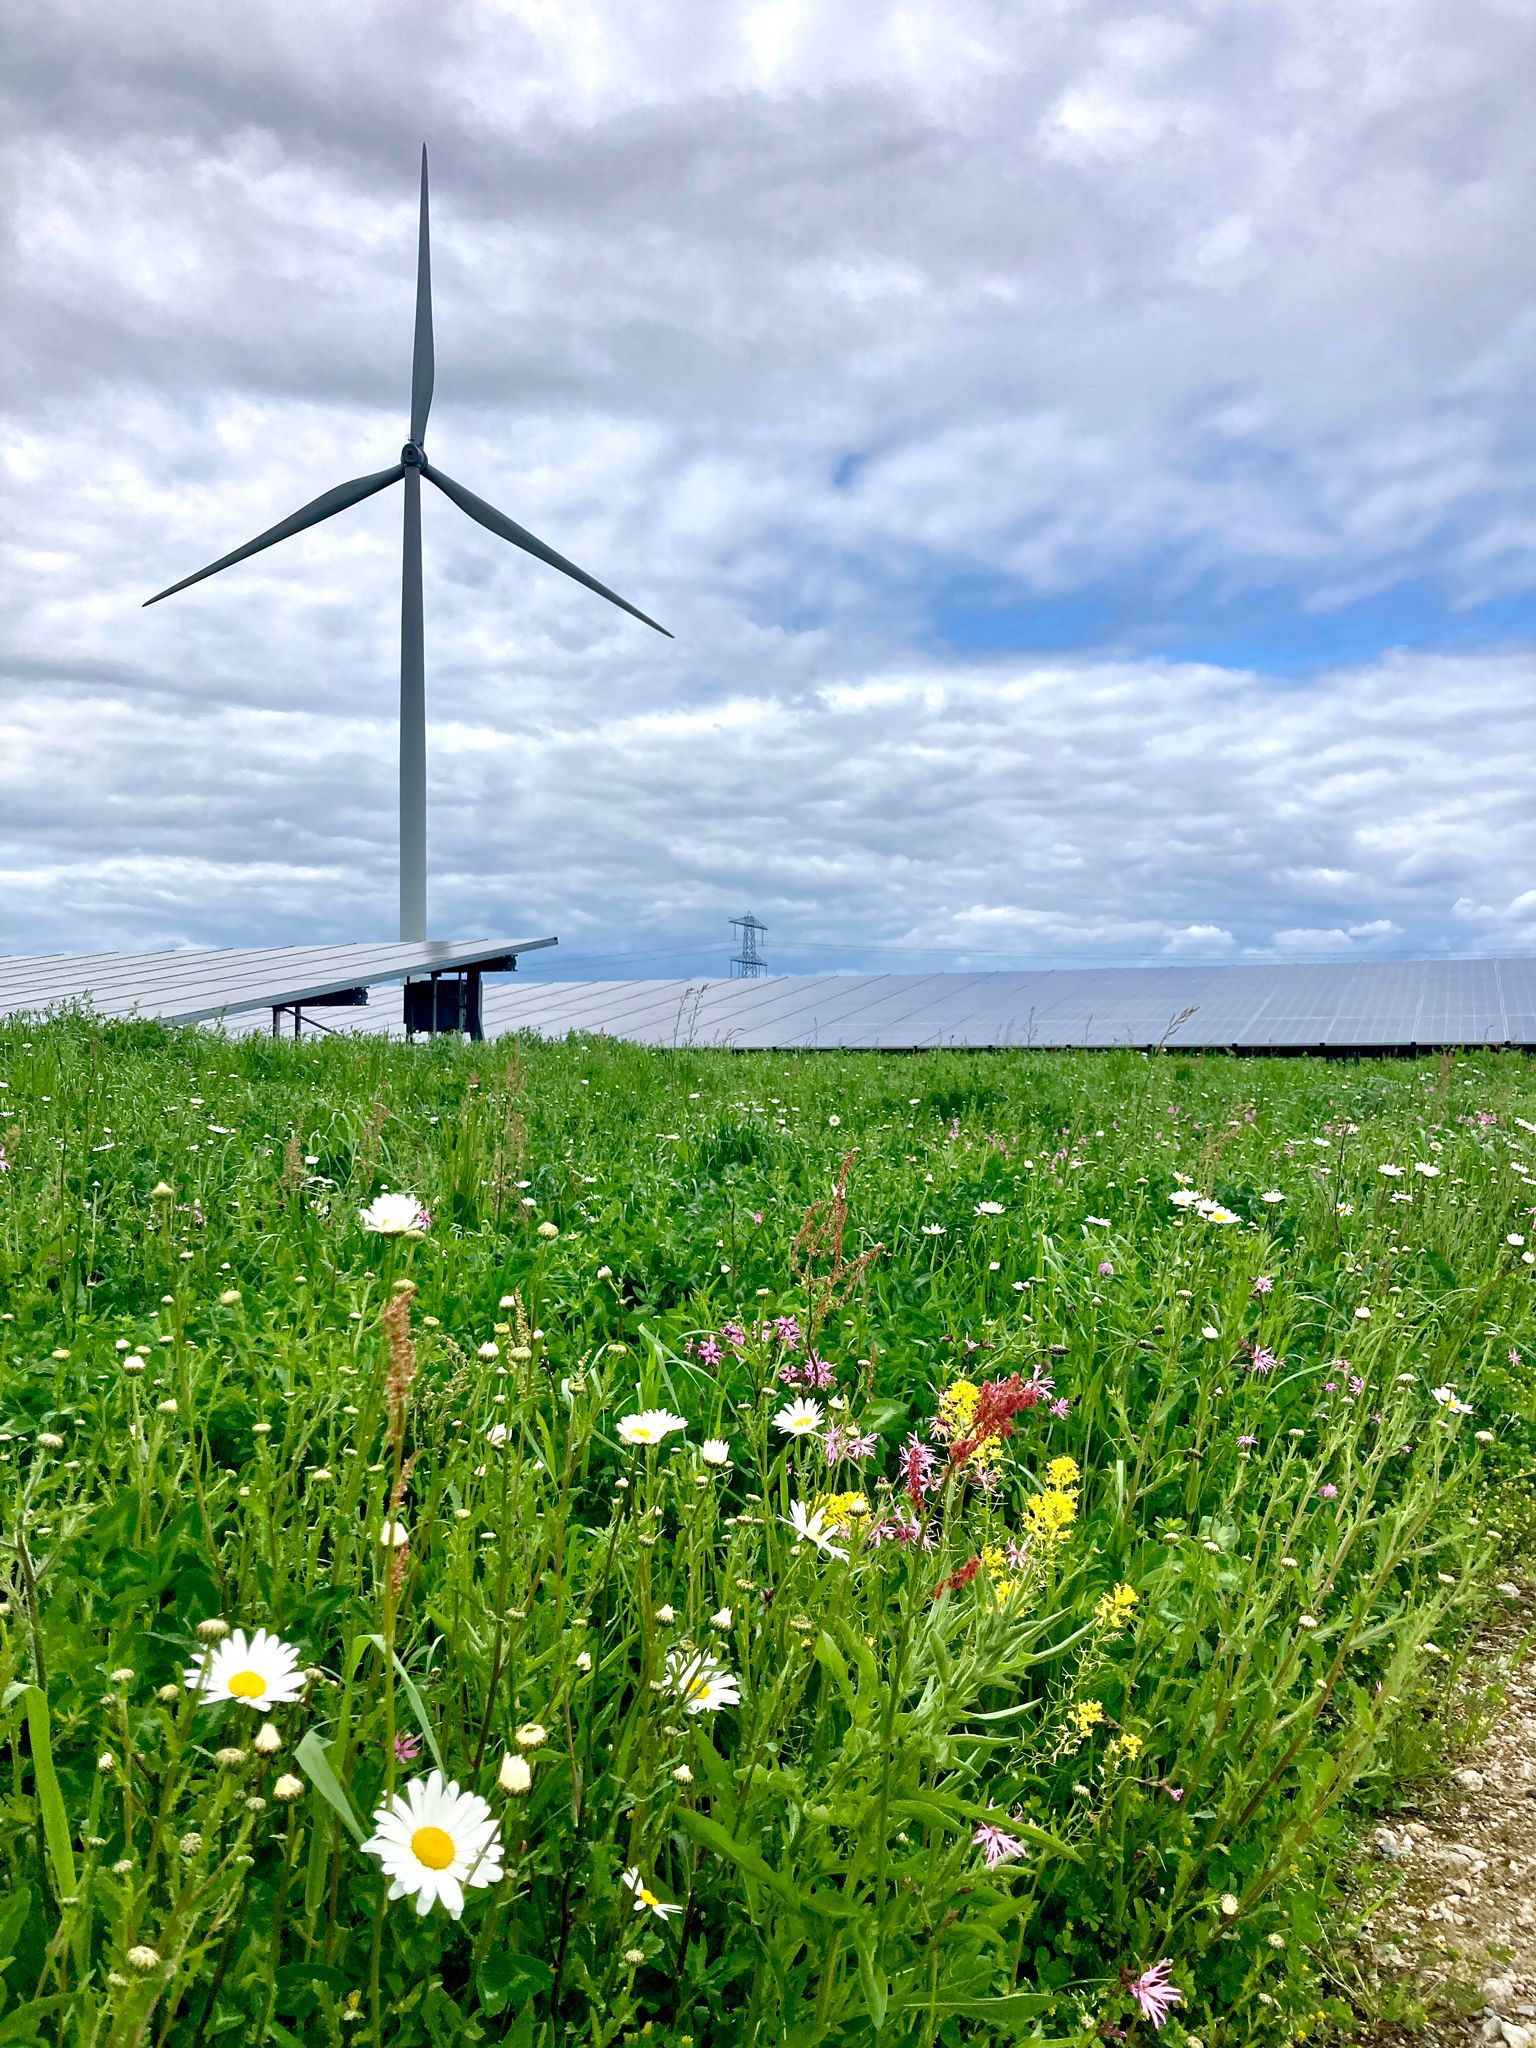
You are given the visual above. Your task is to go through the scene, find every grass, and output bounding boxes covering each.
[0,1017,1533,2047]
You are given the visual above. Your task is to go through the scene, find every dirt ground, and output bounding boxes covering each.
[1351,1579,1536,2046]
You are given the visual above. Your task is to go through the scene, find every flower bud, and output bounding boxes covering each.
[514,1722,547,1751]
[498,1752,532,1794]
[197,1618,230,1641]
[253,1721,281,1755]
[273,1774,304,1802]
[126,1945,162,1973]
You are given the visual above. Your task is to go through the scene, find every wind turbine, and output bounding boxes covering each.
[145,145,670,942]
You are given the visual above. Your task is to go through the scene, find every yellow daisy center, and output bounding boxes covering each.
[639,1887,660,1908]
[685,1676,713,1701]
[632,1425,654,1441]
[410,1825,456,1870]
[226,1669,266,1700]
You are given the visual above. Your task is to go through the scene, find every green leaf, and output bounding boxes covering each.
[854,1929,889,2032]
[0,1997,73,2045]
[477,1949,553,2017]
[674,1808,799,1907]
[22,1689,75,1902]
[294,1729,365,1845]
[0,1884,33,1970]
[813,1631,857,1714]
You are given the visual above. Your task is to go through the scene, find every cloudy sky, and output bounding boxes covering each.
[4,0,1536,977]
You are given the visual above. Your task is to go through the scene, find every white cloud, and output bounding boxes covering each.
[1,0,1535,964]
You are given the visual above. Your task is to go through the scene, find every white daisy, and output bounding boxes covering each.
[617,1410,688,1447]
[700,1438,732,1467]
[185,1627,304,1712]
[622,1868,683,1920]
[1168,1188,1204,1207]
[1430,1385,1473,1415]
[665,1647,741,1714]
[1203,1206,1241,1225]
[362,1770,503,1918]
[783,1499,848,1559]
[920,1223,946,1236]
[1413,1163,1441,1177]
[1261,1191,1285,1203]
[974,1201,1004,1216]
[359,1192,431,1236]
[773,1398,824,1437]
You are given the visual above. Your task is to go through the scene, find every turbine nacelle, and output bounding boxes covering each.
[401,442,426,470]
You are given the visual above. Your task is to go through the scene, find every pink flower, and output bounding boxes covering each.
[1127,1960,1183,2030]
[1251,1274,1273,1296]
[902,1434,939,1506]
[720,1322,748,1351]
[393,1731,422,1764]
[1097,1260,1115,1277]
[772,1315,802,1349]
[972,1821,1028,1867]
[1318,1483,1338,1499]
[1246,1345,1281,1375]
[696,1336,723,1368]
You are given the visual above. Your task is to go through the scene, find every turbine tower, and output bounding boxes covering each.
[145,146,669,941]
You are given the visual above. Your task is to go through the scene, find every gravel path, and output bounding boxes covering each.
[1360,1581,1536,2046]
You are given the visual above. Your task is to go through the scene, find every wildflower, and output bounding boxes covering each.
[1318,1483,1338,1500]
[576,1650,593,1671]
[920,1223,946,1235]
[1201,1325,1219,1341]
[672,1763,693,1783]
[126,1945,162,1974]
[783,1500,848,1559]
[273,1774,304,1802]
[622,1868,683,1920]
[121,1353,147,1374]
[1247,1345,1281,1375]
[773,1398,824,1438]
[973,1821,1028,1866]
[253,1720,282,1755]
[359,1192,431,1236]
[362,1770,503,1918]
[1045,1455,1080,1491]
[498,1752,532,1794]
[1261,1190,1284,1203]
[380,1519,410,1548]
[975,1200,1005,1216]
[1510,1233,1527,1247]
[655,1604,676,1623]
[1220,1892,1239,1916]
[933,1556,981,1599]
[823,1422,879,1463]
[710,1606,732,1628]
[1251,1274,1273,1296]
[666,1648,741,1714]
[944,1373,1043,1470]
[1203,1205,1241,1225]
[1430,1385,1473,1415]
[36,1431,65,1450]
[393,1731,422,1764]
[1097,1259,1114,1276]
[1168,1188,1203,1207]
[901,1433,939,1506]
[215,1748,248,1770]
[1414,1162,1441,1176]
[156,1397,178,1415]
[1067,1699,1106,1738]
[186,1628,304,1712]
[1378,1164,1404,1178]
[1021,1485,1077,1546]
[1095,1583,1138,1633]
[515,1723,548,1750]
[1298,1613,1318,1629]
[1106,1731,1144,1766]
[617,1410,688,1447]
[98,1751,117,1774]
[695,1336,723,1368]
[1128,1960,1183,2030]
[820,1491,870,1535]
[537,1221,559,1239]
[624,1946,646,1965]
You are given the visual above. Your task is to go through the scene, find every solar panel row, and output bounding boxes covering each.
[1,947,1533,1051]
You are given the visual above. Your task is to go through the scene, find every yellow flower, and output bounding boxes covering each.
[1067,1698,1106,1738]
[1105,1731,1143,1767]
[934,1379,1004,1469]
[1021,1486,1077,1545]
[820,1491,871,1534]
[1044,1455,1081,1493]
[1094,1583,1138,1633]
[981,1542,1021,1601]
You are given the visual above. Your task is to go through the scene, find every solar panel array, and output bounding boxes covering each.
[0,938,555,1025]
[1,947,1532,1051]
[468,961,1536,1051]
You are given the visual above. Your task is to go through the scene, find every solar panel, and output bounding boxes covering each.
[4,948,1533,1052]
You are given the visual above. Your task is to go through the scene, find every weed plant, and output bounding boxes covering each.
[0,1019,1532,2046]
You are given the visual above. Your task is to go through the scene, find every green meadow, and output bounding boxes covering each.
[1,1017,1532,2046]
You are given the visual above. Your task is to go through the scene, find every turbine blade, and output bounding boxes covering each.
[410,144,434,445]
[422,462,672,637]
[142,464,405,606]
